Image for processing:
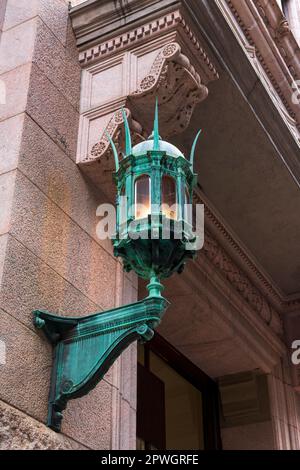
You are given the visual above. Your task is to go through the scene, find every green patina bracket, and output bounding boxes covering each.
[33,276,168,432]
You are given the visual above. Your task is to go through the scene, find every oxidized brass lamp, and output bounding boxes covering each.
[33,101,202,432]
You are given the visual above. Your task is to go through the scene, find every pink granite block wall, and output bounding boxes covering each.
[0,0,137,450]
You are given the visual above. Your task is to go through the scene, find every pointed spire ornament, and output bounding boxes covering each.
[122,108,132,156]
[105,131,119,172]
[153,98,160,151]
[190,130,202,172]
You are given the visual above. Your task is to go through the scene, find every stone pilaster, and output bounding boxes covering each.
[218,362,300,450]
[219,371,274,450]
[268,360,300,450]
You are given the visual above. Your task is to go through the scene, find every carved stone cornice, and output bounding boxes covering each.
[252,0,300,78]
[77,10,183,65]
[70,0,180,46]
[200,229,283,337]
[196,190,283,306]
[225,0,300,135]
[76,9,219,85]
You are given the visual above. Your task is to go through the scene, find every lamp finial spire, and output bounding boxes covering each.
[105,131,119,171]
[122,108,132,156]
[153,98,160,151]
[190,130,202,172]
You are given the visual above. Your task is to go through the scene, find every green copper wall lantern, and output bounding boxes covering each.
[33,101,202,432]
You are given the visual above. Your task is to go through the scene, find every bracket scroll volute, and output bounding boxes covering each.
[128,42,209,138]
[78,108,144,201]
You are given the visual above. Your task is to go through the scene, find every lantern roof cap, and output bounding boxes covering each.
[107,100,202,170]
[132,139,185,158]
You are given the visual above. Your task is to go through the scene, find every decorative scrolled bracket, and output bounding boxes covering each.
[88,108,144,165]
[78,41,214,199]
[129,42,209,137]
[86,42,210,167]
[33,282,169,432]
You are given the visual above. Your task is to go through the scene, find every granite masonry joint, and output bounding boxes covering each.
[0,110,28,125]
[32,61,80,115]
[16,160,119,265]
[8,232,106,319]
[0,305,39,338]
[1,6,70,50]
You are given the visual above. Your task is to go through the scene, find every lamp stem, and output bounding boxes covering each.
[146,273,164,298]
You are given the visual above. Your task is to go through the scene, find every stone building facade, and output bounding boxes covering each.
[1,0,300,450]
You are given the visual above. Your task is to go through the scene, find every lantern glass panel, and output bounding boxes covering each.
[162,176,177,220]
[135,175,151,219]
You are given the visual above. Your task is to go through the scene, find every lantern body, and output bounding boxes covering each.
[113,138,198,280]
[32,105,203,433]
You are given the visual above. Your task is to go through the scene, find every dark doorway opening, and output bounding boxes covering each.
[137,333,222,450]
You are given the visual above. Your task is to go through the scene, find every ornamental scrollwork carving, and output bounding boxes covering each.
[84,108,144,166]
[86,42,210,164]
[129,42,209,137]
